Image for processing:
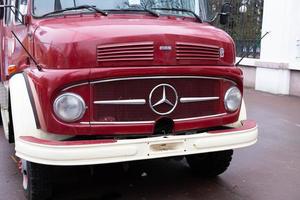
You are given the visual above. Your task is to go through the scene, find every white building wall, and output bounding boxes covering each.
[252,0,300,95]
[260,0,300,69]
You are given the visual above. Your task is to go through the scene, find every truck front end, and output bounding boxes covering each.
[3,0,257,199]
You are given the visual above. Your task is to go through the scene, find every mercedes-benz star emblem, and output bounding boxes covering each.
[149,84,178,115]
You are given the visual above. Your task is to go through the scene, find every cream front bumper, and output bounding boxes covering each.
[15,120,258,166]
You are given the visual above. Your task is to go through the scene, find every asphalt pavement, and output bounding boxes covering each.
[0,89,300,200]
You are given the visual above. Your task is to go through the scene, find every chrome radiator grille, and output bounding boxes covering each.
[91,76,230,124]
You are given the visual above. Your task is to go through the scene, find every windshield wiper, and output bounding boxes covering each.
[137,7,160,17]
[105,8,159,17]
[40,5,108,18]
[151,8,202,23]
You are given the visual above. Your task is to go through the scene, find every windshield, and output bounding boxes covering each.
[32,0,210,20]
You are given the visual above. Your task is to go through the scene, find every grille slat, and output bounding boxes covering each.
[177,57,220,60]
[97,54,154,60]
[97,50,153,56]
[177,50,220,55]
[97,58,154,62]
[97,42,154,62]
[176,42,220,61]
[177,54,220,57]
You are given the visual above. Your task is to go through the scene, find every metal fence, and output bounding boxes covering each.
[212,0,264,58]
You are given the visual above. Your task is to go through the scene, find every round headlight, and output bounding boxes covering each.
[224,86,242,112]
[53,93,86,122]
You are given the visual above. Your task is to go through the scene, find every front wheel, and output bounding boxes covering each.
[21,160,53,200]
[186,150,233,177]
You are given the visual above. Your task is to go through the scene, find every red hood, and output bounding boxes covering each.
[33,15,235,69]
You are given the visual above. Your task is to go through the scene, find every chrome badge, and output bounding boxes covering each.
[149,84,178,115]
[159,46,172,51]
[220,48,225,58]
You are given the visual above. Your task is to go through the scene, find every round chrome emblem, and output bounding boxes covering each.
[149,84,178,115]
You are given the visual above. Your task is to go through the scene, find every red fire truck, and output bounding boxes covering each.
[0,0,257,199]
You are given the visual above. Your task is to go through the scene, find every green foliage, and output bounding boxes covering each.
[209,0,264,57]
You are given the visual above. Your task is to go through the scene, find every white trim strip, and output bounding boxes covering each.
[180,97,219,103]
[173,113,227,122]
[80,113,227,125]
[90,76,236,85]
[94,99,146,105]
[62,82,89,91]
[89,121,154,125]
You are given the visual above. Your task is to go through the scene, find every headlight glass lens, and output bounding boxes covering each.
[53,93,86,122]
[224,86,242,112]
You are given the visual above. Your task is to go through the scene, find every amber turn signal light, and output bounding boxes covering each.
[8,65,17,75]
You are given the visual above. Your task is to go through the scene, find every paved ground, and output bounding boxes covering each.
[1,89,300,200]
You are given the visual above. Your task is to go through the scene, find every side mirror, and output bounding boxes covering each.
[220,3,232,25]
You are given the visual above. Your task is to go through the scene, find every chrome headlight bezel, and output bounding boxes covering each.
[224,86,242,112]
[53,93,86,122]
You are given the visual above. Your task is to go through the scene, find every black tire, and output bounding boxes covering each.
[186,150,233,177]
[8,92,15,143]
[0,108,2,126]
[23,161,53,200]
